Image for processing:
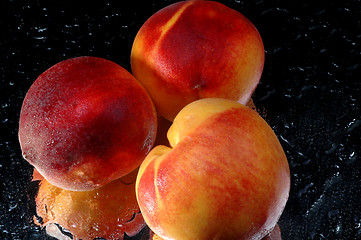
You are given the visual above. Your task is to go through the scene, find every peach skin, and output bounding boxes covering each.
[19,56,157,191]
[131,0,265,121]
[151,224,282,240]
[136,98,290,240]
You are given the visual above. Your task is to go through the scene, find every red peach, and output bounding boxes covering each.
[136,98,290,240]
[19,56,157,191]
[131,0,264,121]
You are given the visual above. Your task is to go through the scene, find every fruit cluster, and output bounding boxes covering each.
[19,1,290,240]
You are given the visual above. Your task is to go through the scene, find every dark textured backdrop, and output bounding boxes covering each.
[1,0,360,239]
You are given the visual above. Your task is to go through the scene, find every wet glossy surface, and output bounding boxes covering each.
[1,0,360,239]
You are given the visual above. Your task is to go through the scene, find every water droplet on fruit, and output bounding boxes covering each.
[92,223,100,232]
[93,192,100,199]
[46,139,55,146]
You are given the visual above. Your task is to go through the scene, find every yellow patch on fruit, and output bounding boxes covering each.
[158,1,193,41]
[168,98,243,147]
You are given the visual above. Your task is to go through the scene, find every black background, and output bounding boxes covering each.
[1,0,360,239]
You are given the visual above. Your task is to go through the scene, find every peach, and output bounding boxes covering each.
[19,56,157,191]
[151,224,282,240]
[136,98,290,240]
[131,0,264,121]
[35,168,146,240]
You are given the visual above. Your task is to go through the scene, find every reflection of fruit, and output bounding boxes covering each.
[136,98,290,240]
[35,168,146,240]
[264,224,282,240]
[131,0,264,121]
[151,233,163,240]
[32,168,44,181]
[19,56,157,191]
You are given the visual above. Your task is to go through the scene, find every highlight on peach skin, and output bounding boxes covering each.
[131,0,265,121]
[136,98,290,240]
[34,168,146,240]
[19,56,157,191]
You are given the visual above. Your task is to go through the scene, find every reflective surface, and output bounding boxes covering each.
[1,0,360,239]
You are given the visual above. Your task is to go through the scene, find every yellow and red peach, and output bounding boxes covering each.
[19,56,157,191]
[35,169,146,240]
[131,0,265,121]
[136,98,290,240]
[151,224,282,240]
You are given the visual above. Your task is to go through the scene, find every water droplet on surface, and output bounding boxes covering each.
[345,151,357,165]
[8,202,18,212]
[325,143,337,155]
[33,36,47,40]
[346,119,361,133]
[297,182,314,198]
[279,134,294,147]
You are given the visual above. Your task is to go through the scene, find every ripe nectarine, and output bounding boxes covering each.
[151,224,282,240]
[131,0,265,121]
[136,98,290,240]
[19,56,157,191]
